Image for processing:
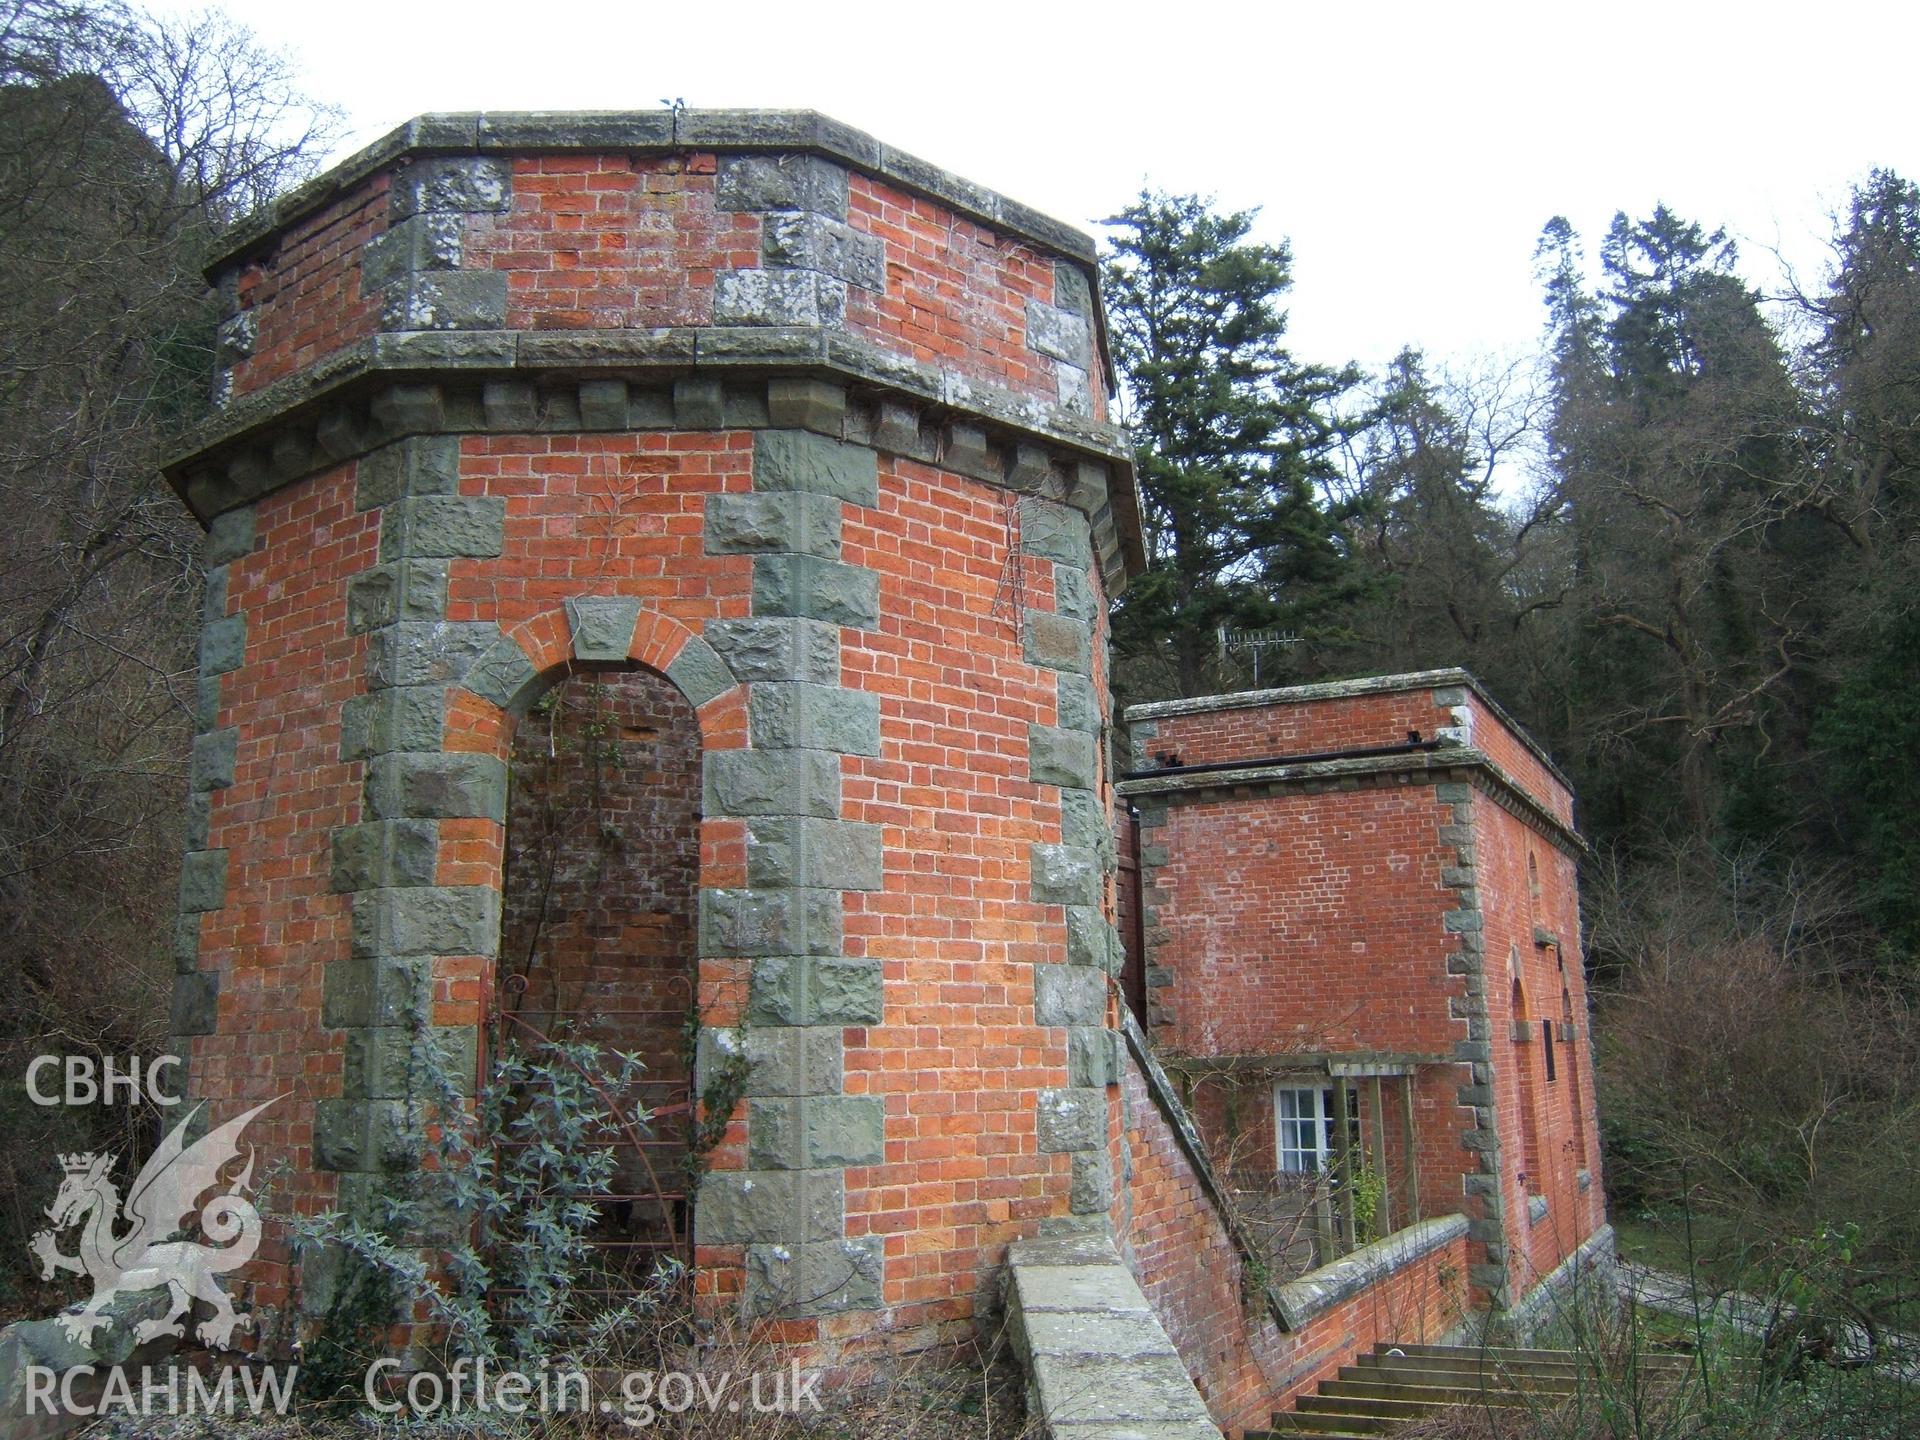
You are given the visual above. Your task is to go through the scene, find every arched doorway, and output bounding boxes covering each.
[496,666,702,1290]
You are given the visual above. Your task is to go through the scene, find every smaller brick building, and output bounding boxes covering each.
[1118,669,1607,1316]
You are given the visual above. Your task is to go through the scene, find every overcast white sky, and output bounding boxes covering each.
[191,0,1919,380]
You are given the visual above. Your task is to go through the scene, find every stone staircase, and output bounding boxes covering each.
[1255,1343,1697,1437]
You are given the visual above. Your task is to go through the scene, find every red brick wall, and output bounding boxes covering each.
[844,173,1097,417]
[1140,690,1452,770]
[468,155,753,331]
[447,431,755,624]
[223,154,1103,420]
[836,458,1081,1346]
[1473,794,1605,1285]
[1128,674,1605,1317]
[1142,785,1466,1060]
[225,183,389,395]
[186,461,378,1307]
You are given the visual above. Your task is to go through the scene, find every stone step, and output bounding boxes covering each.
[1272,1343,1703,1440]
[1267,1409,1394,1435]
[1296,1392,1475,1420]
[1340,1363,1588,1393]
[1384,1343,1688,1370]
[1316,1378,1543,1407]
[1358,1352,1670,1381]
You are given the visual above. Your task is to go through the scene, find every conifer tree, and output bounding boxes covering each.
[1100,191,1361,702]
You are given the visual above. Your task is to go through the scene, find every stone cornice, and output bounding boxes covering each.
[160,327,1149,592]
[1124,668,1573,797]
[1117,747,1587,857]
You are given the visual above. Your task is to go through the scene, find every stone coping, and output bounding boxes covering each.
[1005,1230,1223,1439]
[1123,668,1572,794]
[1272,1213,1471,1331]
[1116,747,1586,855]
[209,108,1099,275]
[1500,1223,1618,1340]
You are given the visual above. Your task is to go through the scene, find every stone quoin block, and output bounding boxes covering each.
[340,686,445,760]
[176,849,229,914]
[330,820,438,892]
[189,728,237,792]
[378,496,507,561]
[1029,724,1098,789]
[390,156,512,219]
[1024,610,1092,675]
[350,885,500,959]
[694,1169,847,1246]
[749,683,881,755]
[743,1236,884,1318]
[746,1095,886,1170]
[751,554,880,628]
[703,618,841,685]
[1035,1087,1106,1153]
[347,560,450,633]
[1069,1148,1114,1213]
[705,492,844,558]
[1018,498,1092,566]
[364,621,499,690]
[169,971,219,1036]
[715,270,847,328]
[381,271,508,332]
[322,955,432,1029]
[704,749,842,819]
[745,816,885,891]
[762,212,885,291]
[364,751,507,822]
[356,435,460,511]
[1035,965,1107,1027]
[1030,843,1102,907]
[202,507,255,565]
[198,615,247,676]
[696,1026,845,1099]
[1059,790,1112,855]
[698,887,845,958]
[715,153,850,217]
[360,213,464,289]
[753,429,879,506]
[1026,299,1091,365]
[747,955,884,1027]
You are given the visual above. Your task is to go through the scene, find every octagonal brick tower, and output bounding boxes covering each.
[164,110,1144,1352]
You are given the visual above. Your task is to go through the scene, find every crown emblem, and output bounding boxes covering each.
[58,1153,97,1174]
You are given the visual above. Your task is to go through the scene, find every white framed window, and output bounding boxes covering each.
[1274,1085,1360,1173]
